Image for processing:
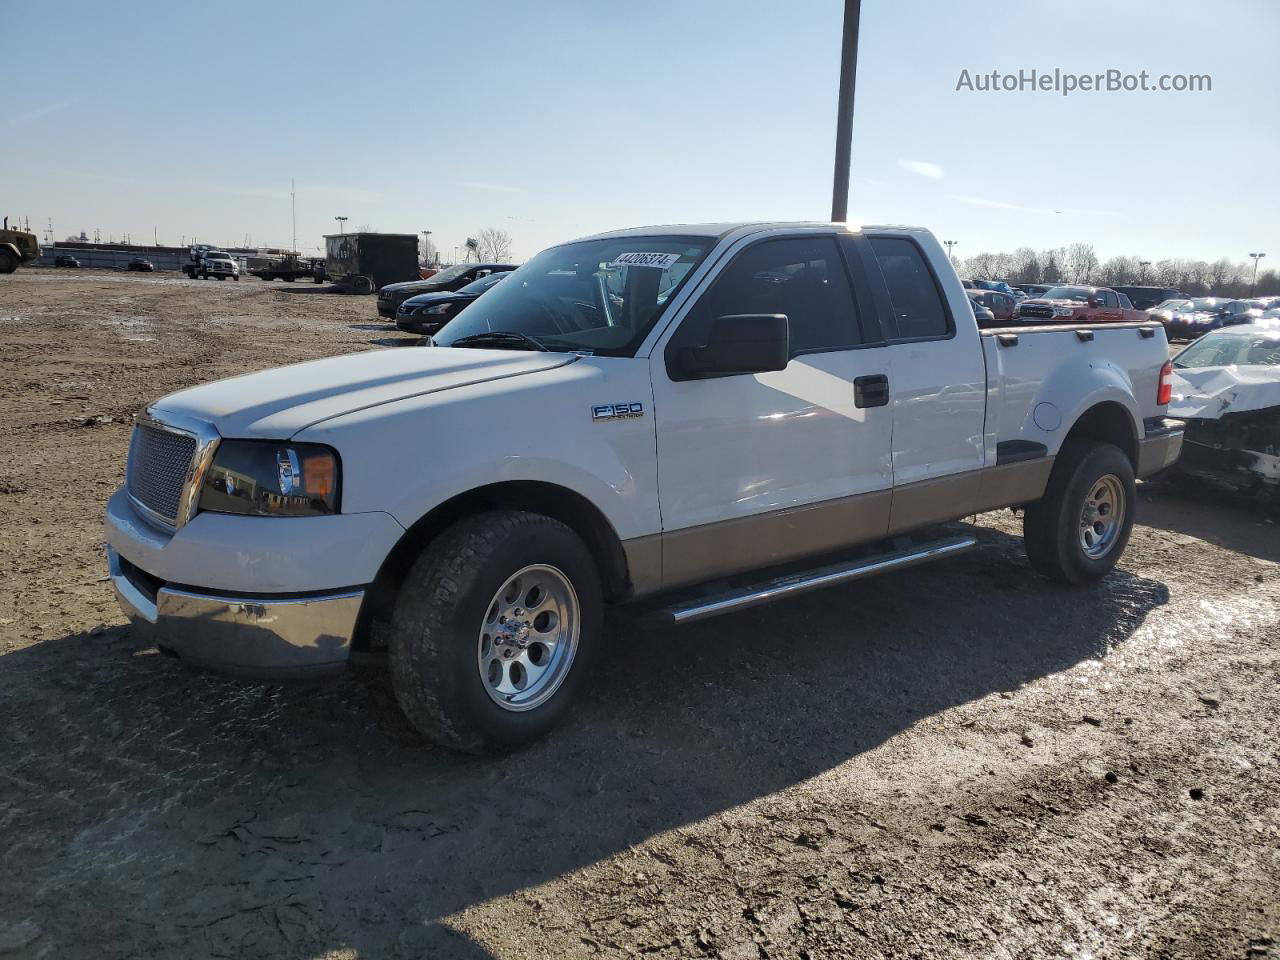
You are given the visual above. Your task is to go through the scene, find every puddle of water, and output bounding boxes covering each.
[125,336,156,343]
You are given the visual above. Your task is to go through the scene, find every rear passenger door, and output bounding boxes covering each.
[847,234,987,532]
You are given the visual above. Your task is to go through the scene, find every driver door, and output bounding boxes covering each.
[649,232,894,589]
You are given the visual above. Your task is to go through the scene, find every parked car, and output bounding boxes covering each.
[104,221,1180,752]
[968,295,996,326]
[966,288,1016,322]
[1168,324,1280,514]
[1014,285,1149,324]
[1112,286,1184,310]
[1158,298,1260,340]
[54,254,81,268]
[396,272,509,336]
[1015,283,1054,298]
[377,262,517,319]
[127,257,156,272]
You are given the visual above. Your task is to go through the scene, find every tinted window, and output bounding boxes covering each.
[683,236,860,355]
[867,237,950,340]
[1117,292,1133,308]
[1098,290,1118,308]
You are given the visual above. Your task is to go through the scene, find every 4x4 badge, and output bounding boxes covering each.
[592,403,644,421]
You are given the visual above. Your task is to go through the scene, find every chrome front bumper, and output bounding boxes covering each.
[107,547,362,679]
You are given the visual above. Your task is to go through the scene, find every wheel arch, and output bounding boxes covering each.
[1059,400,1139,468]
[355,480,632,650]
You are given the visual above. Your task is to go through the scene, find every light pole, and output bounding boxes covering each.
[334,215,348,235]
[1139,260,1151,283]
[1249,252,1266,295]
[943,240,958,264]
[830,0,862,222]
[422,230,433,266]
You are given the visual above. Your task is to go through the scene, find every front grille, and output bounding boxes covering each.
[126,423,197,524]
[1018,305,1055,320]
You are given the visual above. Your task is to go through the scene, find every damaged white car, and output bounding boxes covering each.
[1169,323,1280,513]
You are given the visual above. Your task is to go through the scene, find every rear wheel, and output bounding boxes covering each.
[389,511,602,753]
[0,250,16,274]
[353,275,374,295]
[1024,441,1135,584]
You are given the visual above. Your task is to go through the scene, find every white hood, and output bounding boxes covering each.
[151,347,577,438]
[1169,365,1280,419]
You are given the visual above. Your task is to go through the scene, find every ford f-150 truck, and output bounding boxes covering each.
[105,222,1183,752]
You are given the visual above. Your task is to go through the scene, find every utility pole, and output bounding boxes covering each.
[1249,252,1266,295]
[291,178,298,254]
[830,0,862,222]
[943,240,958,264]
[422,230,433,265]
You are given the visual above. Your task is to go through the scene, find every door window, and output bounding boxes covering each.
[679,236,861,357]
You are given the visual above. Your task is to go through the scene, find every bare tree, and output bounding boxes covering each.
[420,236,439,266]
[1061,243,1099,284]
[1008,247,1041,283]
[476,227,514,263]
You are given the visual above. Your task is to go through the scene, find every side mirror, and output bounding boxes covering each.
[1087,296,1099,308]
[668,314,789,381]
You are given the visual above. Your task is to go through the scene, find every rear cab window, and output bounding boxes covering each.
[849,235,954,342]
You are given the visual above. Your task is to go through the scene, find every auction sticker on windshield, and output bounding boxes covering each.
[610,252,682,270]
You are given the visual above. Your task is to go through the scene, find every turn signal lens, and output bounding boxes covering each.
[1157,361,1173,406]
[302,452,336,498]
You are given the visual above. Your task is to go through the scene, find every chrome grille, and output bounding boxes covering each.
[126,423,197,524]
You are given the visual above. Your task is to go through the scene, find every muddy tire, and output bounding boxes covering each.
[389,511,602,754]
[353,275,374,295]
[0,250,17,274]
[1024,441,1135,585]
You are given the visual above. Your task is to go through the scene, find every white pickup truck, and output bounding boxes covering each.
[105,222,1183,752]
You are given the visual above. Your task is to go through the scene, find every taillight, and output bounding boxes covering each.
[1157,361,1173,406]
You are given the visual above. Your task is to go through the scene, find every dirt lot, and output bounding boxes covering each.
[0,269,1277,960]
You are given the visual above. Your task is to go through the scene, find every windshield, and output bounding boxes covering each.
[459,273,508,296]
[433,235,713,355]
[1174,331,1280,368]
[422,263,473,285]
[1187,298,1228,312]
[1043,286,1092,301]
[1155,299,1192,311]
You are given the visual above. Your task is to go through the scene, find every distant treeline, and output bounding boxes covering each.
[957,243,1277,298]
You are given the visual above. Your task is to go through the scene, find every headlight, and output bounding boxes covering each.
[198,440,340,517]
[424,304,452,315]
[1053,306,1074,317]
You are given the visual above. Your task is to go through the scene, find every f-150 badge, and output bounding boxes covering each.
[592,403,644,421]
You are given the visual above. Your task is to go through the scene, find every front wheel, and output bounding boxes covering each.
[1024,441,1135,584]
[0,250,17,274]
[389,511,602,753]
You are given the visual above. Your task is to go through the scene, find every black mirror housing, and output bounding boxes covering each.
[669,313,789,381]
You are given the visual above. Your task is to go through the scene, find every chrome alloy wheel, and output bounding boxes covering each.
[1079,474,1126,560]
[477,564,580,712]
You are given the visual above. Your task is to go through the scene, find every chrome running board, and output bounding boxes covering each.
[657,535,977,625]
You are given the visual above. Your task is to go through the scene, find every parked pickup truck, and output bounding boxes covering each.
[104,222,1183,753]
[1014,285,1147,324]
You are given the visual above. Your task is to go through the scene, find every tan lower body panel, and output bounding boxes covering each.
[626,458,1054,597]
[658,489,892,591]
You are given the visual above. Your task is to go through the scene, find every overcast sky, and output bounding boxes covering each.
[3,0,1276,264]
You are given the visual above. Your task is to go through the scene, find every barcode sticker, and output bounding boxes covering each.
[609,252,682,270]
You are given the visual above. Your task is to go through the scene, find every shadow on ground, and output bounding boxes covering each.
[0,526,1170,958]
[1138,478,1280,563]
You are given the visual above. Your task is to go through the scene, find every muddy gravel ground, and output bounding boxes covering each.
[0,269,1277,960]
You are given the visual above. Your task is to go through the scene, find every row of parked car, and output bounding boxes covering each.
[53,254,157,271]
[962,277,1280,341]
[375,262,518,334]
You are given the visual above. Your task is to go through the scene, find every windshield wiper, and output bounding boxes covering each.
[448,331,549,352]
